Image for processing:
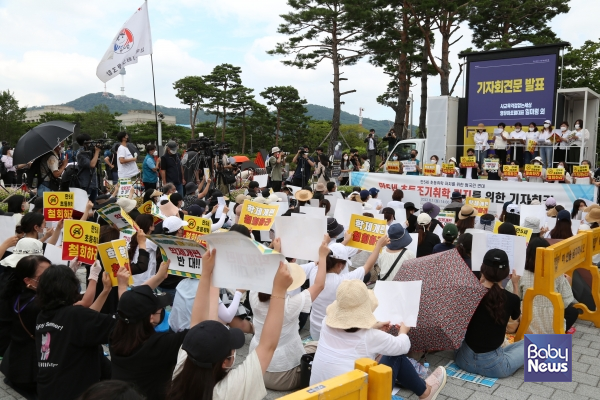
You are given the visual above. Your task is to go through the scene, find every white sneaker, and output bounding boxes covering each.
[422,366,447,400]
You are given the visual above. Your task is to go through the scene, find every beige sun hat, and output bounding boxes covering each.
[325,280,379,330]
[584,204,600,213]
[286,261,307,292]
[585,207,600,224]
[295,189,313,202]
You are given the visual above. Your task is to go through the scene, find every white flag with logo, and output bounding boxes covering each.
[96,2,153,83]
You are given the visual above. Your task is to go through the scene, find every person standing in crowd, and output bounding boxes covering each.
[181,141,199,189]
[554,121,570,164]
[524,122,540,165]
[454,249,524,378]
[314,154,330,186]
[116,131,139,180]
[160,141,185,197]
[429,155,441,176]
[1,146,28,187]
[569,118,589,163]
[406,149,421,175]
[494,122,510,165]
[473,123,489,166]
[442,157,460,178]
[268,147,285,192]
[292,145,315,187]
[142,144,160,190]
[382,129,397,157]
[444,191,464,218]
[509,122,526,167]
[459,148,479,179]
[339,152,353,185]
[415,213,441,258]
[364,129,378,172]
[359,155,371,172]
[538,120,554,168]
[525,156,545,183]
[349,148,362,171]
[37,143,68,196]
[75,134,101,203]
[104,146,119,184]
[573,159,594,185]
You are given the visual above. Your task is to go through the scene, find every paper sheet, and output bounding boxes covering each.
[69,188,88,213]
[216,197,226,218]
[407,233,419,256]
[571,219,582,235]
[519,204,547,228]
[300,206,325,217]
[471,232,526,275]
[434,225,444,242]
[275,201,289,216]
[333,200,364,230]
[44,243,69,265]
[253,175,268,188]
[373,280,423,327]
[323,194,340,216]
[0,216,16,245]
[391,207,407,225]
[309,199,320,207]
[275,215,326,261]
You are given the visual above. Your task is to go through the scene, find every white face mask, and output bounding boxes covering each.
[343,156,348,160]
[223,350,236,371]
[575,124,580,129]
[558,165,565,169]
[529,127,535,132]
[515,128,521,132]
[430,159,436,163]
[392,156,398,161]
[153,151,158,156]
[561,127,567,131]
[544,123,550,128]
[7,150,13,156]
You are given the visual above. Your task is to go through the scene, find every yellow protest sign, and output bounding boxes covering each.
[386,161,400,173]
[460,156,477,168]
[502,165,519,177]
[524,164,542,177]
[572,165,590,179]
[183,215,212,244]
[526,139,537,152]
[423,164,437,176]
[138,201,163,225]
[546,168,565,182]
[442,163,455,175]
[62,220,100,264]
[493,221,533,242]
[239,200,279,231]
[98,239,133,286]
[347,214,387,252]
[97,203,139,231]
[43,192,74,222]
[465,197,491,215]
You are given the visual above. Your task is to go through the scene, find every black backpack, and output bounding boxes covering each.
[27,155,60,190]
[60,164,81,191]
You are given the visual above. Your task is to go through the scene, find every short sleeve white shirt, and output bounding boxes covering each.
[117,145,139,179]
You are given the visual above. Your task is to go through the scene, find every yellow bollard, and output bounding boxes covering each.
[277,369,368,400]
[367,364,393,400]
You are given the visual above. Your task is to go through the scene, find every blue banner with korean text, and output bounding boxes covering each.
[467,54,557,126]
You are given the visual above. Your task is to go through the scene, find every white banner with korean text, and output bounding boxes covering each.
[350,172,597,213]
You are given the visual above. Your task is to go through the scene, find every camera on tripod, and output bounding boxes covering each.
[188,137,215,157]
[213,142,231,157]
[86,139,113,151]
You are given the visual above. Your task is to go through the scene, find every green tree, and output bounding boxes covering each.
[228,86,257,153]
[243,103,277,154]
[260,86,308,146]
[268,0,366,156]
[127,122,191,145]
[467,0,569,51]
[38,112,84,125]
[80,104,120,139]
[173,76,217,139]
[204,64,243,142]
[0,90,27,145]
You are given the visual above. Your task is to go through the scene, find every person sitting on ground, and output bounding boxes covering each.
[456,233,474,276]
[381,207,396,228]
[249,236,328,391]
[309,236,388,340]
[294,189,313,207]
[546,210,573,240]
[421,202,443,233]
[505,238,579,334]
[349,191,373,210]
[168,253,293,400]
[475,213,495,232]
[319,198,331,216]
[432,224,458,254]
[326,181,336,194]
[522,216,547,239]
[313,182,326,200]
[311,280,447,399]
[378,224,415,281]
[143,188,163,205]
[454,249,524,378]
[415,213,441,258]
[368,188,382,209]
[386,189,404,209]
[503,204,520,226]
[405,202,419,233]
[456,205,476,235]
[498,222,517,236]
[444,191,464,219]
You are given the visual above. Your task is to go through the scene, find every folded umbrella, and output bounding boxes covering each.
[13,121,79,164]
[393,249,488,351]
[239,161,260,171]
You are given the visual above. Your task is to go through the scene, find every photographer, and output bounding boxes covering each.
[268,147,285,192]
[160,141,185,196]
[181,140,200,189]
[364,129,378,172]
[75,134,101,202]
[382,129,397,154]
[291,145,315,187]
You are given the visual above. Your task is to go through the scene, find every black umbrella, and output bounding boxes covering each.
[239,161,260,171]
[13,121,79,164]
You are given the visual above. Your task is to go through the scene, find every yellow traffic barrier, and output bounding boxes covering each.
[515,230,600,341]
[278,358,392,400]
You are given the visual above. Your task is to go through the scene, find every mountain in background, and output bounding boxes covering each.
[29,92,406,134]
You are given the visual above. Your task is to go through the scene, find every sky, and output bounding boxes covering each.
[1,0,598,124]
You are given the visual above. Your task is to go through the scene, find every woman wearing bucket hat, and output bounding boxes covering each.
[0,238,45,269]
[443,157,460,178]
[249,236,329,391]
[456,205,476,235]
[169,252,293,400]
[546,210,573,240]
[378,224,415,281]
[416,213,441,258]
[310,280,447,399]
[455,249,524,378]
[525,156,546,183]
[421,202,442,233]
[309,236,389,340]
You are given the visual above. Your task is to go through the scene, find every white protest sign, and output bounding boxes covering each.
[287,185,303,195]
[391,207,407,225]
[333,199,364,230]
[407,233,418,256]
[118,179,133,198]
[275,201,289,216]
[275,215,326,261]
[69,188,89,213]
[471,232,526,275]
[147,235,206,279]
[323,194,340,216]
[290,213,327,232]
[571,219,582,235]
[202,231,285,294]
[401,160,416,172]
[275,192,288,202]
[260,230,272,242]
[0,216,16,245]
[373,280,423,327]
[216,197,226,218]
[300,206,325,217]
[545,217,557,231]
[331,191,344,199]
[374,214,385,220]
[519,204,547,228]
[434,225,444,242]
[253,174,268,188]
[119,228,135,249]
[44,243,69,265]
[309,199,320,207]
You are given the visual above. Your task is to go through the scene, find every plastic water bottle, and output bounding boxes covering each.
[423,363,431,379]
[408,358,429,380]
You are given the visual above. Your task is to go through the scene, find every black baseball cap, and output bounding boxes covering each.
[182,320,245,368]
[117,285,172,323]
[483,249,509,269]
[249,181,259,189]
[404,202,418,211]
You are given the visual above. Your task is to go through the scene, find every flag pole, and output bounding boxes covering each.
[150,54,160,156]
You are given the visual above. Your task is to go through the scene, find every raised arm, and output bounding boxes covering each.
[190,248,216,327]
[88,272,113,312]
[142,259,170,289]
[307,235,329,301]
[362,235,390,274]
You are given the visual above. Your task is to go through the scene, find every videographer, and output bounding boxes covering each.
[291,144,315,187]
[160,141,185,196]
[181,140,200,190]
[215,146,233,195]
[364,129,378,172]
[268,146,285,192]
[382,129,397,154]
[75,134,101,202]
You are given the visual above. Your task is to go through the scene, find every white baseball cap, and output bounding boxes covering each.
[162,216,188,234]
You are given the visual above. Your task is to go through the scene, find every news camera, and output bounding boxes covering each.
[86,139,114,151]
